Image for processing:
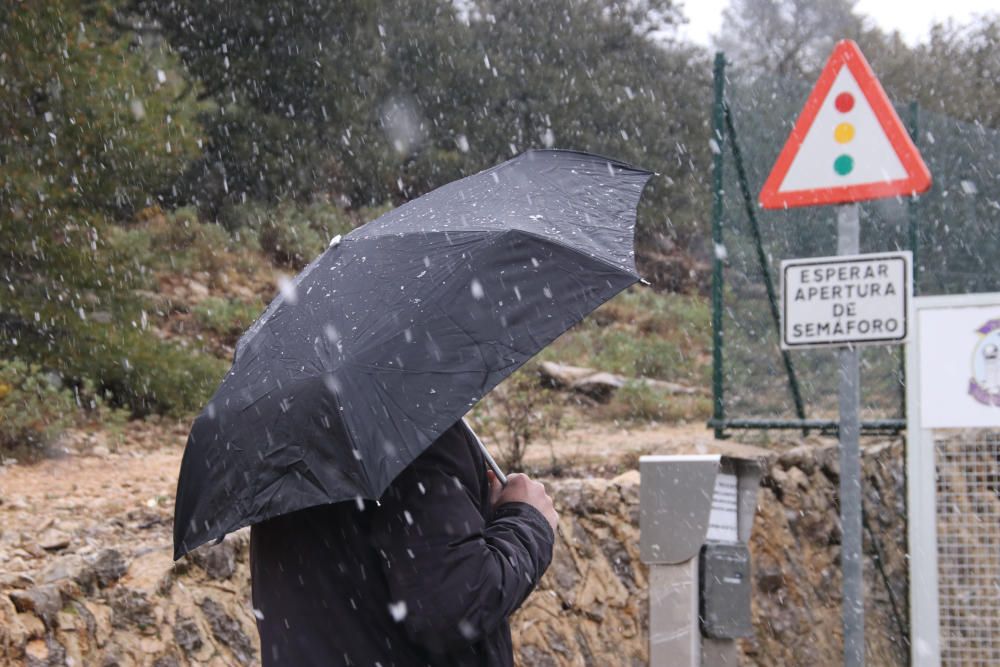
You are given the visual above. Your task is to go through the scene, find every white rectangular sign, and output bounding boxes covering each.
[916,296,1000,428]
[705,472,739,542]
[781,251,911,349]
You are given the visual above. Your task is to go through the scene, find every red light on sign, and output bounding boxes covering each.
[835,93,855,113]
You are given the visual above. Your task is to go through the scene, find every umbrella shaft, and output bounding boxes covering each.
[479,440,508,487]
[463,419,507,486]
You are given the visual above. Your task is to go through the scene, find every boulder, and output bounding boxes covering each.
[41,555,97,594]
[199,598,253,665]
[9,585,63,627]
[187,537,240,581]
[92,549,128,588]
[539,361,702,403]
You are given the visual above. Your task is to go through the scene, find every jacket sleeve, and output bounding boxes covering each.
[368,436,554,654]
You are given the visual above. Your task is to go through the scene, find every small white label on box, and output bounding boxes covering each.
[706,472,739,542]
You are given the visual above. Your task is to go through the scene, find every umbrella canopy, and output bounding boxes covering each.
[173,149,653,558]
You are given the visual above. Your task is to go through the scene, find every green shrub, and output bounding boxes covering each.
[250,202,359,268]
[0,358,77,460]
[6,318,228,418]
[302,202,356,239]
[469,365,564,471]
[165,206,203,240]
[193,297,264,343]
[219,201,390,269]
[187,222,234,275]
[112,208,244,277]
[0,357,131,461]
[259,215,327,268]
[146,209,235,274]
[103,225,158,291]
[217,201,270,232]
[357,202,395,225]
[77,329,228,418]
[540,287,711,387]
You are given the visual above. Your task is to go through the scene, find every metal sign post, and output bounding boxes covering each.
[759,39,931,666]
[837,203,864,667]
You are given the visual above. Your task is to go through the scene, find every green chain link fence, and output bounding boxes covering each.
[710,53,1000,438]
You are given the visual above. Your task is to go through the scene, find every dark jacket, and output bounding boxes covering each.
[250,422,555,666]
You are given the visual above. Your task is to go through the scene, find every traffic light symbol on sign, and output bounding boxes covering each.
[833,93,856,176]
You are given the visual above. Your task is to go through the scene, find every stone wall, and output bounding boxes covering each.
[1,440,909,666]
[742,440,909,666]
[515,472,647,666]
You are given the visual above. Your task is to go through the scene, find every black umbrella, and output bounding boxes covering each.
[173,149,652,558]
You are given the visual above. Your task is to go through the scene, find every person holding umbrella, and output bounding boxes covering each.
[172,150,653,665]
[251,419,558,665]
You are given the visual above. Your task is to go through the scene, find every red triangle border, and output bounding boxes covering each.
[759,40,931,209]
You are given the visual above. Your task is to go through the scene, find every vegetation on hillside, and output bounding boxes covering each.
[1,0,997,457]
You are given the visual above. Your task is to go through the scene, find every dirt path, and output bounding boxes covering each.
[0,421,187,583]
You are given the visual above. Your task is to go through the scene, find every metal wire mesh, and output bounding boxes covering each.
[935,430,1000,665]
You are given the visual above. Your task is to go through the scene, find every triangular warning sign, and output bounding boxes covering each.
[759,40,931,209]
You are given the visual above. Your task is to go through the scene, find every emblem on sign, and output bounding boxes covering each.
[969,318,1000,407]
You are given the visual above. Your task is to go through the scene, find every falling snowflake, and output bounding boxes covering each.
[278,275,298,305]
[388,601,408,622]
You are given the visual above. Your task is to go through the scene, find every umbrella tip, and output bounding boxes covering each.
[639,278,652,287]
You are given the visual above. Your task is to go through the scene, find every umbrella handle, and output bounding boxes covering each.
[462,419,507,486]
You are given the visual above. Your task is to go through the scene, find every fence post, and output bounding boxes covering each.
[711,52,726,440]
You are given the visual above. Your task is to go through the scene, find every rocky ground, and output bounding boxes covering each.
[0,420,911,665]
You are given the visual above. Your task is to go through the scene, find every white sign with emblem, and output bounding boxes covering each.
[915,296,1000,428]
[781,251,911,349]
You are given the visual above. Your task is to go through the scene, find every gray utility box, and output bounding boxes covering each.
[640,455,763,667]
[700,542,752,638]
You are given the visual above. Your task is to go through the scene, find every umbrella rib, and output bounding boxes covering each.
[438,308,500,394]
[509,228,640,278]
[237,386,279,413]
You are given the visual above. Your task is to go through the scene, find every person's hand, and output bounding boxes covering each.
[486,470,504,507]
[488,471,558,533]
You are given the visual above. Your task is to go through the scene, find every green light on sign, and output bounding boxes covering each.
[834,154,854,176]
